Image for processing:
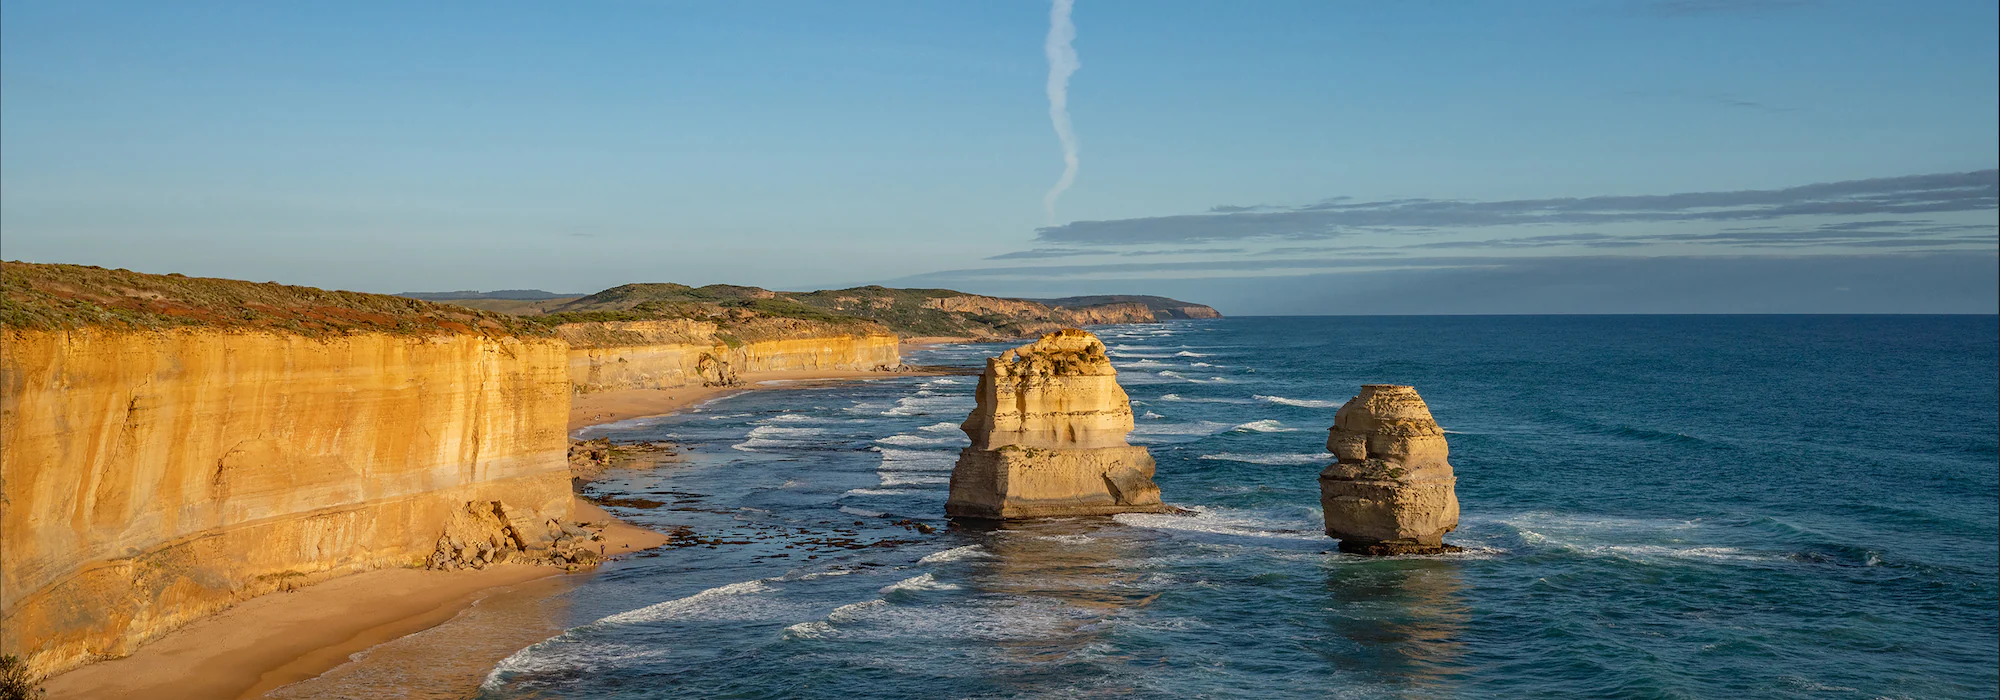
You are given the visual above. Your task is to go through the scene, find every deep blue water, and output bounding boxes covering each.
[480,316,1999,699]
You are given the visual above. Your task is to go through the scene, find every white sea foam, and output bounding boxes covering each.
[918,545,990,563]
[763,413,825,423]
[1198,452,1332,465]
[1189,362,1216,368]
[1255,395,1342,408]
[731,425,827,451]
[1495,512,1780,565]
[839,506,885,518]
[798,596,1091,643]
[876,433,964,447]
[1174,351,1208,357]
[597,579,777,625]
[842,488,922,497]
[826,599,889,623]
[1128,421,1231,444]
[1114,505,1324,541]
[875,448,956,471]
[1158,393,1251,404]
[1160,371,1230,383]
[883,395,973,417]
[782,621,835,639]
[1230,420,1300,433]
[880,573,960,593]
[919,421,963,433]
[1142,411,1165,419]
[1114,359,1170,368]
[879,472,950,487]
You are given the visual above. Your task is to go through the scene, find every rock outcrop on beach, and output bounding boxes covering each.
[945,329,1168,519]
[1319,385,1461,555]
[424,501,606,571]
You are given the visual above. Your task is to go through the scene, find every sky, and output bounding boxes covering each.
[2,0,1995,314]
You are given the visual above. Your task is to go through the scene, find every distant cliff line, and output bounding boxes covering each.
[398,283,1222,339]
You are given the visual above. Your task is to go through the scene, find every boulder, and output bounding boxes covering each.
[1319,385,1461,554]
[946,329,1169,519]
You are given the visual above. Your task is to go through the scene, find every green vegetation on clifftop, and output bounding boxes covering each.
[1,262,550,337]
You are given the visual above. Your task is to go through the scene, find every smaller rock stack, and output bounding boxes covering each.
[1319,385,1461,554]
[945,329,1168,519]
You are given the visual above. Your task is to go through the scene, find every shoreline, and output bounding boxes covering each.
[41,366,918,700]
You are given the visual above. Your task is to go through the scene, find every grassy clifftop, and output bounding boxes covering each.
[1,262,551,337]
[534,283,1164,339]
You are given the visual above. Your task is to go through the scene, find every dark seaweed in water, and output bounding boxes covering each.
[468,316,1996,700]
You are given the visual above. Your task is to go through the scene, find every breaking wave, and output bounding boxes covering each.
[1255,395,1342,408]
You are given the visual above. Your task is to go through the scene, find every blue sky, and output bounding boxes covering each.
[3,1,1994,312]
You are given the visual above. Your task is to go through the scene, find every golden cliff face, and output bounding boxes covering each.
[0,329,573,676]
[946,329,1167,519]
[562,320,900,393]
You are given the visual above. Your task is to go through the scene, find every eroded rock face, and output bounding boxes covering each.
[425,501,605,571]
[1319,385,1461,554]
[946,329,1168,519]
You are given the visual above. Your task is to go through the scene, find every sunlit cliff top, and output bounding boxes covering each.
[1,261,551,337]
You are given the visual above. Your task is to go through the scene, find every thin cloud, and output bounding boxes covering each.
[1033,170,1998,245]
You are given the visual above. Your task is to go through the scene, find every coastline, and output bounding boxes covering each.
[39,365,921,700]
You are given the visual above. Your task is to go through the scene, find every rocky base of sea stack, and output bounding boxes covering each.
[1334,539,1465,556]
[945,445,1170,520]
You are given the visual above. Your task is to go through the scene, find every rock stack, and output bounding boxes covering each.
[945,329,1169,519]
[1319,385,1461,554]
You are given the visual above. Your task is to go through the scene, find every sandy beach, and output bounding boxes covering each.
[41,366,920,700]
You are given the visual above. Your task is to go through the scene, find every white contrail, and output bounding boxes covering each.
[1042,0,1080,222]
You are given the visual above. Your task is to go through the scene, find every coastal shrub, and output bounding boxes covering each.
[0,655,43,700]
[1,261,545,337]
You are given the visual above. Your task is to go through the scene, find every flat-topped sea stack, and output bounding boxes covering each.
[1319,385,1461,555]
[945,329,1168,519]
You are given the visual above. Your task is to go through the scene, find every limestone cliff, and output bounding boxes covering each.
[0,263,575,678]
[1028,295,1223,320]
[1319,385,1461,555]
[558,319,900,393]
[946,329,1167,519]
[921,295,1156,330]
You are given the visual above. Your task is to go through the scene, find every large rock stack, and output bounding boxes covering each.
[1319,385,1461,554]
[945,329,1169,519]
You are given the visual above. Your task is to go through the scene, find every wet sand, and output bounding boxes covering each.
[41,501,665,700]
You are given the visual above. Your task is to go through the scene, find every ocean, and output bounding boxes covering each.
[471,316,1996,699]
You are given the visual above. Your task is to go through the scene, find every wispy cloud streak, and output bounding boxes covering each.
[1033,170,1999,245]
[1042,0,1080,223]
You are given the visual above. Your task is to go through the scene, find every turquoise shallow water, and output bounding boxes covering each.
[479,316,1998,699]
